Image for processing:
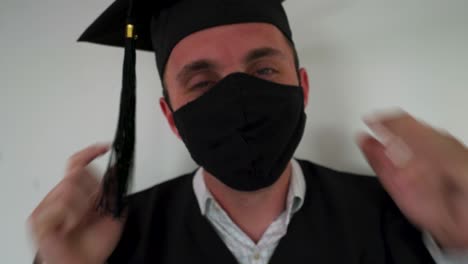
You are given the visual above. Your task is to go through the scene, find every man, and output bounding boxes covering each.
[29,0,468,263]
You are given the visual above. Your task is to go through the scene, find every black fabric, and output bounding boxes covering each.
[78,0,292,77]
[107,159,436,264]
[173,73,306,191]
[99,20,137,217]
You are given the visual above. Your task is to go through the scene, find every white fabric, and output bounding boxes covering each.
[424,232,468,264]
[193,159,305,264]
[192,159,468,264]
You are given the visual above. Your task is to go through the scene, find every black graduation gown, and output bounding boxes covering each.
[107,159,435,264]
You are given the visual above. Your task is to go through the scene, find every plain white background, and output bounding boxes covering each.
[0,0,467,262]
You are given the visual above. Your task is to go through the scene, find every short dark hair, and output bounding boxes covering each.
[162,36,300,107]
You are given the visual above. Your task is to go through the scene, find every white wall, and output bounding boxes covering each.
[1,0,467,262]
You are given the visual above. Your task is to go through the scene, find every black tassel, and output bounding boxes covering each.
[98,5,137,218]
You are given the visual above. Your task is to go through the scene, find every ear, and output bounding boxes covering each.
[298,68,310,108]
[159,97,181,139]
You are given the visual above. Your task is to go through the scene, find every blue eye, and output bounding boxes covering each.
[256,68,278,76]
[192,81,214,90]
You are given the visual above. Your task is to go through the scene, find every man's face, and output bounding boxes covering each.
[160,22,309,137]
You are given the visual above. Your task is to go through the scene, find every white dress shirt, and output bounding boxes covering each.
[193,159,468,264]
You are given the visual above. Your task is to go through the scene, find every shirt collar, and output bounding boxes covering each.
[192,159,306,218]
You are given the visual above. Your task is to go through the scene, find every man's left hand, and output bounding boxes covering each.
[358,110,468,250]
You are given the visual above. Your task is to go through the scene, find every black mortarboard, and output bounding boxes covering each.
[78,0,293,217]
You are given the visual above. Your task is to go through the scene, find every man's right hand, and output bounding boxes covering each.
[28,144,125,264]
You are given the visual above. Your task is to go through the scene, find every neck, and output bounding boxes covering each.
[203,163,292,243]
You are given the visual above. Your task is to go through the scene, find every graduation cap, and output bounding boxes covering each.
[78,0,293,217]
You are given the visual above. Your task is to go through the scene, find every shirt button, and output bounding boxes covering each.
[253,253,260,260]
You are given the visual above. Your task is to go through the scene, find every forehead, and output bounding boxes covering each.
[165,23,290,76]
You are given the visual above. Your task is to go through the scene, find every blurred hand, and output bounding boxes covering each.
[358,110,468,250]
[28,144,125,264]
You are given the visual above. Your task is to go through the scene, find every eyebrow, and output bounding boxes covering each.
[243,47,287,65]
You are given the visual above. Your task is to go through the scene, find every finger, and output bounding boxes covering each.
[30,174,99,237]
[35,170,98,216]
[356,132,399,188]
[66,143,111,175]
[29,185,87,243]
[61,189,99,233]
[364,110,432,152]
[366,111,468,187]
[30,202,66,244]
[30,184,96,244]
[65,167,100,196]
[78,212,127,259]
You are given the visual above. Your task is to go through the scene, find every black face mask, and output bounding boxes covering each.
[173,72,307,191]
